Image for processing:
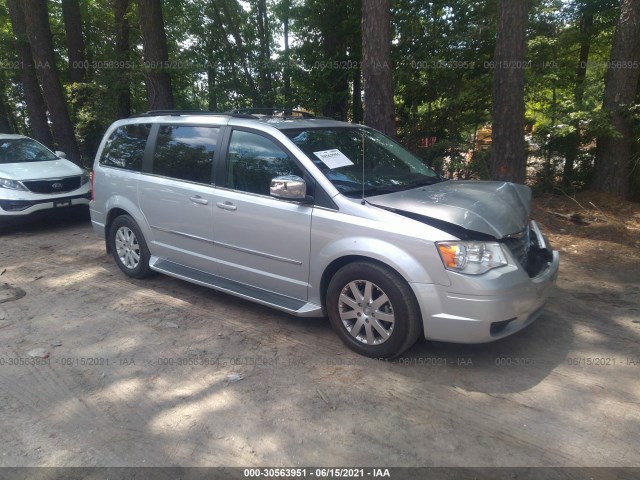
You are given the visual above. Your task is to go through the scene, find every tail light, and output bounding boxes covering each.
[90,171,94,200]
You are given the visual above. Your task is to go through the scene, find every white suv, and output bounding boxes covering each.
[0,134,91,222]
[90,111,559,358]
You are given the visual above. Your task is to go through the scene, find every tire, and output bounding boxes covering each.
[109,215,151,279]
[326,261,422,359]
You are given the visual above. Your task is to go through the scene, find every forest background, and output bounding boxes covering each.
[1,0,639,200]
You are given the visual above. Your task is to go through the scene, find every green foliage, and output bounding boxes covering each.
[0,0,636,195]
[392,0,496,171]
[524,0,624,192]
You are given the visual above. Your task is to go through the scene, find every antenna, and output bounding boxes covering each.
[361,74,366,205]
[361,127,366,205]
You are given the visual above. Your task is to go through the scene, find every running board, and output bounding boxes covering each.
[150,258,323,317]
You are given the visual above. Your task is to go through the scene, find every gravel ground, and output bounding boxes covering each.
[0,202,638,468]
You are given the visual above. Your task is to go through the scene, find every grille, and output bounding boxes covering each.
[22,176,82,194]
[503,225,531,269]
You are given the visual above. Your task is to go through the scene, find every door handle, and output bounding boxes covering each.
[190,195,209,205]
[216,201,237,211]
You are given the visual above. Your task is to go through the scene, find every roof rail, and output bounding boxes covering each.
[130,108,317,120]
[227,108,315,118]
[131,110,228,117]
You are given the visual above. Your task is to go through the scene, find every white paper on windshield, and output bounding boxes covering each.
[313,149,354,169]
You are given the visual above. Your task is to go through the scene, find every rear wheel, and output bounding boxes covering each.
[327,261,422,358]
[109,215,151,278]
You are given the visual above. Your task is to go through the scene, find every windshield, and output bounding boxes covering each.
[0,138,58,164]
[283,127,442,197]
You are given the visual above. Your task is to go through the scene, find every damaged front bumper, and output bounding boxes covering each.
[412,221,560,344]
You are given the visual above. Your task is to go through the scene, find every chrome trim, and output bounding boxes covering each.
[215,241,303,265]
[216,201,237,211]
[24,175,81,182]
[151,225,215,244]
[270,175,306,201]
[151,225,303,265]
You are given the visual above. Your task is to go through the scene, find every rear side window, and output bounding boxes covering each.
[152,125,219,184]
[99,124,150,171]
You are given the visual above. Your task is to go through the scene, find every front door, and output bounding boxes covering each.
[212,129,312,300]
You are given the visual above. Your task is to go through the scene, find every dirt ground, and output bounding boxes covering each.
[0,193,639,468]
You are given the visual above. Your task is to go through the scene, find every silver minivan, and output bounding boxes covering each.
[90,111,559,358]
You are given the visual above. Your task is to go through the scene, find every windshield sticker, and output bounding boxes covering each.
[313,149,354,169]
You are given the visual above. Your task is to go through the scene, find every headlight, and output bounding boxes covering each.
[0,178,27,191]
[80,171,90,186]
[436,241,508,275]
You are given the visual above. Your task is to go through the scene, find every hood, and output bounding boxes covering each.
[369,180,531,239]
[0,159,83,181]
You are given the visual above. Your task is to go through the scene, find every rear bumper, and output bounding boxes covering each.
[412,249,560,344]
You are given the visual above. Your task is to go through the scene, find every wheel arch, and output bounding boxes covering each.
[103,196,149,254]
[104,207,129,253]
[319,255,410,313]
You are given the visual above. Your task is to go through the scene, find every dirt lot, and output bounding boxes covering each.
[0,194,639,469]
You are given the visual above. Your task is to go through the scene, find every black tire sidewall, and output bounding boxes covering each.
[327,262,420,358]
[109,215,151,278]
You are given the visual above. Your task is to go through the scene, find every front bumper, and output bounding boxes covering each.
[0,189,91,219]
[412,232,560,344]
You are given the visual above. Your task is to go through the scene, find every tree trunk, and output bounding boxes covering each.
[563,12,593,187]
[114,0,131,118]
[352,66,363,124]
[138,0,174,110]
[256,0,272,107]
[0,78,14,134]
[22,0,79,162]
[212,0,260,105]
[593,0,640,199]
[490,0,530,184]
[283,0,291,109]
[61,0,87,85]
[207,64,218,111]
[574,13,593,106]
[322,32,348,120]
[362,0,395,137]
[7,0,53,147]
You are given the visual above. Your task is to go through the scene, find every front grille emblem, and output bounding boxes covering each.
[51,182,64,190]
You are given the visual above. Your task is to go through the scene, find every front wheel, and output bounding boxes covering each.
[109,215,151,278]
[326,261,422,358]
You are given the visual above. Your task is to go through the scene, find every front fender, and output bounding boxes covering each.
[308,208,451,308]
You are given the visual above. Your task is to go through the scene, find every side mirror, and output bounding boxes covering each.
[55,151,67,159]
[270,175,307,201]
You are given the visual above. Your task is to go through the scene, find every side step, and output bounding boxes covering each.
[150,258,323,317]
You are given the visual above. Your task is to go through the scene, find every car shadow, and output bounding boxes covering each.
[0,207,90,236]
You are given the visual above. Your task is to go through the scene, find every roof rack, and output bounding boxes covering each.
[131,110,254,119]
[227,108,316,118]
[130,108,317,120]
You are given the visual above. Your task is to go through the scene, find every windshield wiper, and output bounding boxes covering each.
[396,177,444,191]
[342,186,400,197]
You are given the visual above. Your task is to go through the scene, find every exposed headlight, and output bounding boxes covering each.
[436,241,508,275]
[0,178,27,191]
[80,171,90,186]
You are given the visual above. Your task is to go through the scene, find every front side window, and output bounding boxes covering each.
[0,138,58,164]
[225,130,303,196]
[283,127,442,197]
[152,126,219,183]
[99,124,151,171]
